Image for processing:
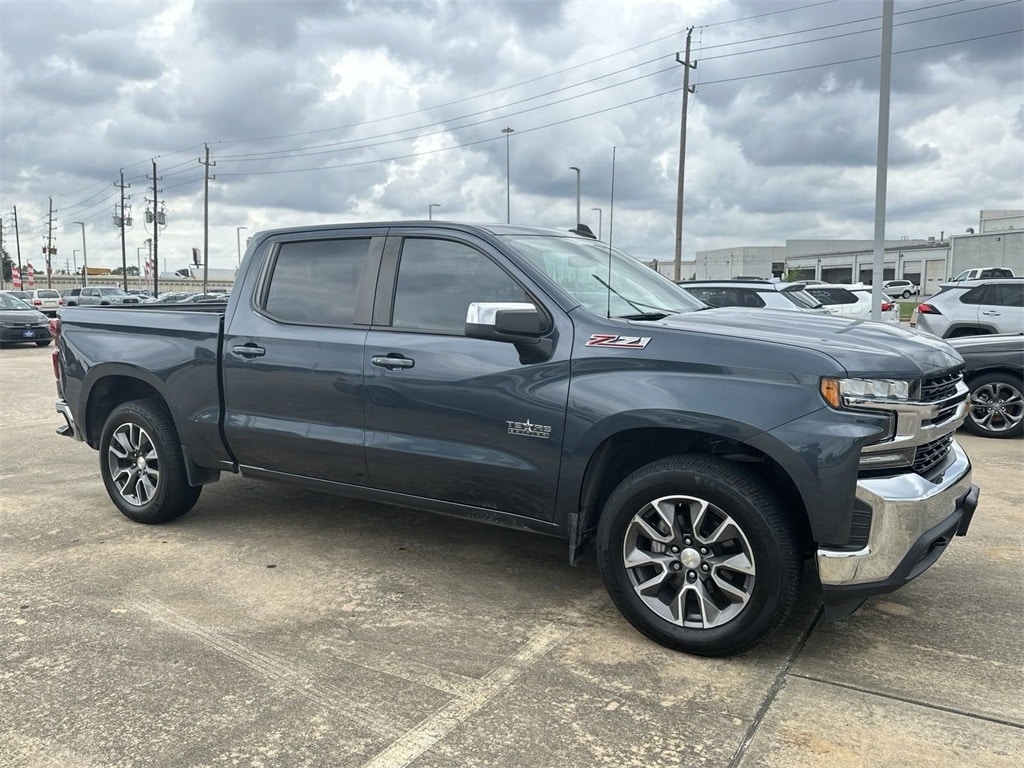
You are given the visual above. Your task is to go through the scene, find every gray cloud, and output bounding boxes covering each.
[1,0,1020,272]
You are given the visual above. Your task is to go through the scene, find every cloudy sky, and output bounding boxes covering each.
[1,0,1022,276]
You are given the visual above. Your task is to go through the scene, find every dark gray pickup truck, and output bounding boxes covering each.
[54,222,979,656]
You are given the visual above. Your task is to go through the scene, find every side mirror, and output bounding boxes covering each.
[465,302,554,364]
[465,302,545,340]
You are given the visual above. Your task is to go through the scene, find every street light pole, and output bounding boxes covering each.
[236,226,248,267]
[591,207,603,241]
[72,221,88,286]
[73,249,80,276]
[501,127,514,223]
[136,247,146,285]
[428,203,441,220]
[569,166,581,229]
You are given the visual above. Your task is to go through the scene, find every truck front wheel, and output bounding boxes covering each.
[99,399,201,524]
[596,455,801,656]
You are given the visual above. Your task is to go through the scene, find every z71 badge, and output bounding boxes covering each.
[585,334,651,349]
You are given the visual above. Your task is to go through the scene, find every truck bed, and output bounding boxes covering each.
[57,304,231,472]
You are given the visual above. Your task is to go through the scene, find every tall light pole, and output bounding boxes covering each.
[591,207,603,241]
[501,127,514,223]
[136,247,146,283]
[236,226,248,267]
[72,221,88,286]
[428,203,441,220]
[569,166,581,229]
[73,249,80,276]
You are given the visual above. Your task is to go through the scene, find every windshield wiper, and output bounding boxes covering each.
[589,274,679,318]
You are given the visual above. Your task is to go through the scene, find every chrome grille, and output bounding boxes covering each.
[913,433,954,475]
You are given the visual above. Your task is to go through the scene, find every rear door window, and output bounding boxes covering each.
[808,288,857,305]
[262,238,371,326]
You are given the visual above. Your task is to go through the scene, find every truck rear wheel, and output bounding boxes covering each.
[99,399,201,524]
[596,455,801,656]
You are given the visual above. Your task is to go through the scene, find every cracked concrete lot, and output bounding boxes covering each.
[1,344,1022,767]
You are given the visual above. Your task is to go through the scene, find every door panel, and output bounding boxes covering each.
[363,234,571,521]
[222,232,383,484]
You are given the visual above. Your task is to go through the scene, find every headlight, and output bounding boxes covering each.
[820,377,910,408]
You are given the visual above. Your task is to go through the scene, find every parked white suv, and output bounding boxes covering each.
[881,279,920,299]
[912,279,1024,338]
[804,284,900,324]
[22,288,63,317]
[678,280,833,315]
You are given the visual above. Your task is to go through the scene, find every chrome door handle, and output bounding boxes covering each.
[371,355,414,370]
[231,344,266,358]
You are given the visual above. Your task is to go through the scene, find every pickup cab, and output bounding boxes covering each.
[54,222,979,656]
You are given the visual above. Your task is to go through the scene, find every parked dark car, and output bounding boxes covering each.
[948,334,1024,438]
[0,291,52,346]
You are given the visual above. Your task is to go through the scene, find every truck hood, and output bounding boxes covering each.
[652,308,962,377]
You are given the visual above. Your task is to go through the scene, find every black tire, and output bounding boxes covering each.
[35,339,51,347]
[901,290,911,299]
[99,399,202,523]
[596,455,801,657]
[963,372,1024,439]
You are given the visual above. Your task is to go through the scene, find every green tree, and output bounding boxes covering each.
[1,246,12,282]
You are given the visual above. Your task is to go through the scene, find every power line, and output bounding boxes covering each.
[216,27,1022,179]
[700,0,1021,62]
[212,0,1017,167]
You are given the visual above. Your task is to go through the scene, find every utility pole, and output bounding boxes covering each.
[199,144,215,294]
[871,0,894,321]
[12,205,23,279]
[73,221,88,286]
[115,170,131,291]
[45,197,55,289]
[149,159,163,297]
[501,127,514,223]
[569,166,581,229]
[673,27,696,282]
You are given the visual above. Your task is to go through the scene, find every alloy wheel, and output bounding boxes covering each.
[622,494,756,629]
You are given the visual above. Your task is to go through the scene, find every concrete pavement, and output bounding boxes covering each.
[1,344,1021,767]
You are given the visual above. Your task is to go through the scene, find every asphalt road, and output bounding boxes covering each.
[1,344,1021,768]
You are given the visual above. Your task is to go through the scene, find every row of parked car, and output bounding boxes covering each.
[677,279,902,323]
[0,287,231,316]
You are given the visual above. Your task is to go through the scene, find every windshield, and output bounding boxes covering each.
[501,235,705,317]
[0,293,33,310]
[97,287,125,296]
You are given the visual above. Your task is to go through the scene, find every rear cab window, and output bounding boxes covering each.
[261,238,372,326]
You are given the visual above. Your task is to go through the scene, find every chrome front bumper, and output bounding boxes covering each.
[817,439,976,589]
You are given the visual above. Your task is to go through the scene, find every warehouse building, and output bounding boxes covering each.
[661,210,1022,295]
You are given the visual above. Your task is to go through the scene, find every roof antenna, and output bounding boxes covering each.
[606,145,616,318]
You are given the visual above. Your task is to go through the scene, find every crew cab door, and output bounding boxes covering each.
[222,229,384,484]
[362,230,571,522]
